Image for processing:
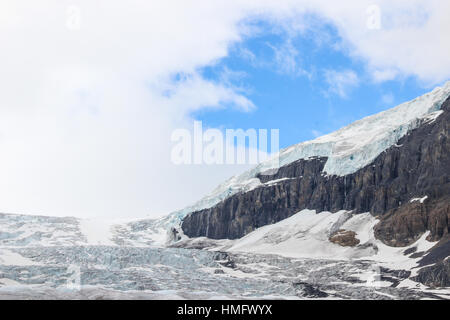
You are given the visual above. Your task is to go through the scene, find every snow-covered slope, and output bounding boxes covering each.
[0,211,183,247]
[175,209,437,264]
[0,211,178,247]
[222,209,437,272]
[0,213,87,247]
[174,209,443,289]
[0,213,125,247]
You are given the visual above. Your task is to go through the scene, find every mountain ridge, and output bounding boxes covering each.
[181,85,450,242]
[159,82,450,232]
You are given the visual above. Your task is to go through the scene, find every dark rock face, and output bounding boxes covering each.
[412,259,450,288]
[413,235,450,287]
[418,235,450,267]
[374,196,450,246]
[292,281,329,298]
[182,95,450,245]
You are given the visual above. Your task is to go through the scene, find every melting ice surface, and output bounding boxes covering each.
[0,210,449,299]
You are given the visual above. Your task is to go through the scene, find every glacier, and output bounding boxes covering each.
[0,211,449,299]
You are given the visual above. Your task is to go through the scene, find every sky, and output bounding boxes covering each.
[0,0,449,219]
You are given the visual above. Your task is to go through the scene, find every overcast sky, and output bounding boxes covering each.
[0,1,449,219]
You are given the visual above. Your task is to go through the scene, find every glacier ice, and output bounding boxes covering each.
[1,210,449,299]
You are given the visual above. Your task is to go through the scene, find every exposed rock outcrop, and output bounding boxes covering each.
[413,258,450,288]
[329,230,360,247]
[374,196,450,246]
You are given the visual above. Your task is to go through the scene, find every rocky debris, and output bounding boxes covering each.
[169,237,227,250]
[410,252,426,259]
[292,281,329,298]
[379,267,411,287]
[403,247,417,255]
[380,268,411,280]
[169,227,181,242]
[418,235,450,267]
[329,229,360,247]
[357,242,379,253]
[212,252,229,261]
[413,258,450,287]
[219,259,236,269]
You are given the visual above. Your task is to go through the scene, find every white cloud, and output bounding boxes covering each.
[238,47,258,65]
[0,0,448,219]
[0,1,257,218]
[268,40,301,76]
[307,0,450,85]
[311,130,323,138]
[324,69,359,98]
[381,93,395,106]
[251,0,450,85]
